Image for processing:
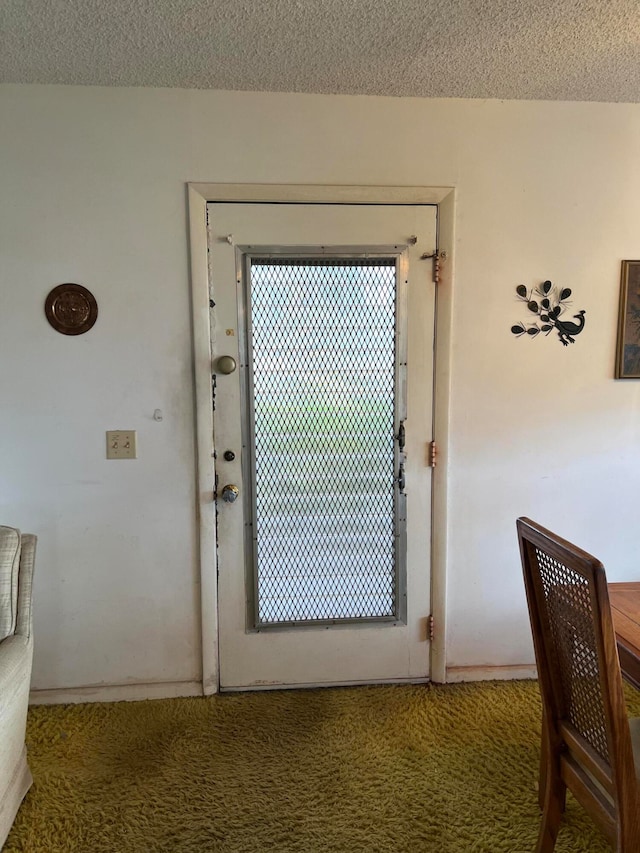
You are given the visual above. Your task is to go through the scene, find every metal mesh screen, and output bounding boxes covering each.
[536,548,610,762]
[246,258,400,626]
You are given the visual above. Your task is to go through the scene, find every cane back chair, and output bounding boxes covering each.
[517,517,640,852]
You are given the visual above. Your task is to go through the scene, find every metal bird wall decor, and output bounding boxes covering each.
[510,280,586,346]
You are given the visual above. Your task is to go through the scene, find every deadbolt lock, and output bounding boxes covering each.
[221,484,240,503]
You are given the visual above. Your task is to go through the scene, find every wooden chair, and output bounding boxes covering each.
[517,517,640,852]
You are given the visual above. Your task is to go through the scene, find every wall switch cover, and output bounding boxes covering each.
[106,430,137,459]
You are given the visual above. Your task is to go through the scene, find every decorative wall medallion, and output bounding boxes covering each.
[510,280,586,346]
[45,284,98,335]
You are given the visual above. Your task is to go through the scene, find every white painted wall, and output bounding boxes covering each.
[2,84,640,693]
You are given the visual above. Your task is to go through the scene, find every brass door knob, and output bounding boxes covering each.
[221,484,240,503]
[216,355,237,375]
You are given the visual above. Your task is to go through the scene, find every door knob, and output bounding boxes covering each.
[216,355,237,375]
[221,484,240,503]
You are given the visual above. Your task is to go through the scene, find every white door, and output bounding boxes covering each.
[208,202,436,690]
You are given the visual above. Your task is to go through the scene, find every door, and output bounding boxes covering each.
[208,202,436,689]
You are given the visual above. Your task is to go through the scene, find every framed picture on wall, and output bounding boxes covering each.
[616,260,640,378]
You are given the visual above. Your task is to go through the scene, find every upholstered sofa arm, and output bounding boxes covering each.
[0,633,33,847]
[0,634,32,705]
[0,529,35,849]
[15,535,35,639]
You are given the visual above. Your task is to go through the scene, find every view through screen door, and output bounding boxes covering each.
[208,203,436,689]
[247,256,405,627]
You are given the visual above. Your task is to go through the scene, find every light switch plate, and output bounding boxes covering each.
[106,430,137,459]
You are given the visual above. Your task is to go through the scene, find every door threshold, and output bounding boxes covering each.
[220,676,431,693]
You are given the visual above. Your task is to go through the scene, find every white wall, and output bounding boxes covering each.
[2,84,640,693]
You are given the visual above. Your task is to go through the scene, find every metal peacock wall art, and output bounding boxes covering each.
[510,280,586,346]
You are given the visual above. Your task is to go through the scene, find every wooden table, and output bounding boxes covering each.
[609,583,640,690]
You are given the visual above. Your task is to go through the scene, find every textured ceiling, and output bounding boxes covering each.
[2,0,640,102]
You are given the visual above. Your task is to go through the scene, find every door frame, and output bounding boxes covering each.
[187,183,455,694]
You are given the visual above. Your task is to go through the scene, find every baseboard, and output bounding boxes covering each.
[29,680,203,705]
[28,669,537,702]
[445,664,537,683]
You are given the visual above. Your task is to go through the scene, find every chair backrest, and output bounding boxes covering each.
[517,517,639,844]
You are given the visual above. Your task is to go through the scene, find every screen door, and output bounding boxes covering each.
[208,203,436,689]
[244,256,406,628]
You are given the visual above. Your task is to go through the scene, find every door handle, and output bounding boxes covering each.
[216,355,237,375]
[221,484,240,503]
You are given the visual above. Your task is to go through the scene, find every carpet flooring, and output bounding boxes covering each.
[7,680,639,852]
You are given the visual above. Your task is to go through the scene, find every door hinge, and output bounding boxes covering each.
[421,250,446,284]
[427,614,435,642]
[428,440,438,467]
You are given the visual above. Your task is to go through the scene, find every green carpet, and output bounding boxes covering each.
[7,680,638,852]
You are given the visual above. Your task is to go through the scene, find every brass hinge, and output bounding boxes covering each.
[428,440,437,467]
[427,614,435,642]
[421,250,442,284]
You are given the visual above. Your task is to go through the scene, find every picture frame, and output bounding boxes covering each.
[615,260,640,378]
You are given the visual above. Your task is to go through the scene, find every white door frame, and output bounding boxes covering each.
[187,183,455,695]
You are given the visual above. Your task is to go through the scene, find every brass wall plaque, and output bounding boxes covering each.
[45,283,98,335]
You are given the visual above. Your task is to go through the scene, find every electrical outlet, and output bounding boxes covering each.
[106,430,137,459]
